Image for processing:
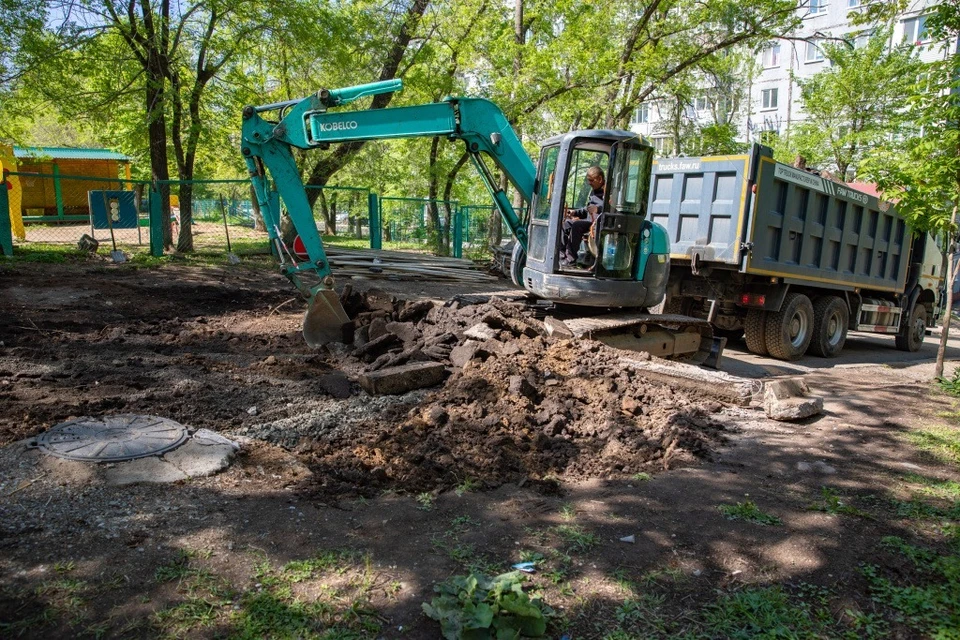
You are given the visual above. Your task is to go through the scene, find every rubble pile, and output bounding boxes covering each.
[290,288,731,497]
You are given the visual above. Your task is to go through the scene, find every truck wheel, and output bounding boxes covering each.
[765,293,814,360]
[809,296,848,357]
[895,303,927,352]
[744,309,768,355]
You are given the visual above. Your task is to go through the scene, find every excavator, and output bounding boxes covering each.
[240,79,714,363]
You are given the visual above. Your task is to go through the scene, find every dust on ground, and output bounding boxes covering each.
[1,259,958,638]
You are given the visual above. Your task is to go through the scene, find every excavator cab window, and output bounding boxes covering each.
[594,141,653,279]
[532,146,560,221]
[563,147,609,212]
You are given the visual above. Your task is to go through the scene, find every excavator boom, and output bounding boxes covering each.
[240,80,536,346]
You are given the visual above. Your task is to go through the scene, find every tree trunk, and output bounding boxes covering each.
[145,57,172,248]
[428,136,446,255]
[176,182,194,252]
[936,204,959,379]
[250,184,266,232]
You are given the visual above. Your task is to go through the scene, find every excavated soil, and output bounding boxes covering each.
[0,262,729,498]
[5,259,958,639]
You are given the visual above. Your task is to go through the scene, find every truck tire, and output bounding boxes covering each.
[895,303,927,352]
[744,309,769,356]
[765,293,814,360]
[809,296,848,358]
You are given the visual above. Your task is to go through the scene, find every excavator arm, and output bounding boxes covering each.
[240,79,535,346]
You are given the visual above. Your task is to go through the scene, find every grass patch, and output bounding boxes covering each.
[859,536,960,638]
[631,472,652,482]
[700,585,836,638]
[808,486,872,518]
[717,500,783,526]
[904,473,960,501]
[906,422,960,465]
[415,492,435,511]
[454,477,480,496]
[552,524,600,553]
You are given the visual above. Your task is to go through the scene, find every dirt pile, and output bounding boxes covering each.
[279,289,731,497]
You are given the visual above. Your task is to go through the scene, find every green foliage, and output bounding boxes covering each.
[717,500,783,525]
[808,487,872,518]
[860,536,960,637]
[786,28,923,178]
[700,586,836,638]
[904,473,960,501]
[422,571,554,640]
[936,367,960,396]
[904,424,960,466]
[552,525,600,553]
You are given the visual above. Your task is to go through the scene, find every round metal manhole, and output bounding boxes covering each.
[32,415,189,462]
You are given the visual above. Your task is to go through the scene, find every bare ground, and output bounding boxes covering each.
[0,258,958,638]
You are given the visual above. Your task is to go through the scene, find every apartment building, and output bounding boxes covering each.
[629,0,955,156]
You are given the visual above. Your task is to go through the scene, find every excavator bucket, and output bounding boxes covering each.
[302,288,351,348]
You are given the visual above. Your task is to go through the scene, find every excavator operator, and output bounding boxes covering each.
[561,165,605,267]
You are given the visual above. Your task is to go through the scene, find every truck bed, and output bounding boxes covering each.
[648,146,910,293]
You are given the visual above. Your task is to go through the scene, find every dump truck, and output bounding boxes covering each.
[650,144,944,360]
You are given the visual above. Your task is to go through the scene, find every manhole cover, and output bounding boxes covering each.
[32,415,189,462]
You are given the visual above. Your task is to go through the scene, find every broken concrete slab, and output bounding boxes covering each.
[450,340,480,368]
[358,361,446,395]
[763,378,823,421]
[464,322,499,341]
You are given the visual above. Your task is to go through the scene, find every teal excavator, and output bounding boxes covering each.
[241,79,713,362]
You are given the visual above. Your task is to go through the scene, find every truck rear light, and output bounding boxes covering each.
[740,293,766,307]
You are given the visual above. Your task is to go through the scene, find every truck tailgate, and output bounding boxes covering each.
[649,155,751,266]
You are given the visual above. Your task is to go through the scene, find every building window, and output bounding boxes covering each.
[694,96,708,113]
[805,39,825,62]
[632,104,649,124]
[903,16,928,44]
[847,0,860,7]
[652,137,675,156]
[762,44,781,68]
[809,0,828,15]
[761,88,778,110]
[851,29,872,48]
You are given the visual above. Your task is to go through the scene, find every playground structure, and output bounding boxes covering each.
[0,169,501,259]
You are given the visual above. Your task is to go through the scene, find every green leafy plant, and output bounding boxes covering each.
[718,500,783,526]
[422,571,554,639]
[808,487,871,518]
[936,367,960,396]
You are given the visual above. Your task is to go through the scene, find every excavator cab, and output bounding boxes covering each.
[521,131,668,310]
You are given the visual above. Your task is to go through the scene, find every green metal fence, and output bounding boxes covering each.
[0,170,508,261]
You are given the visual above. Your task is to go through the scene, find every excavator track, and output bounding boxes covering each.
[447,296,717,366]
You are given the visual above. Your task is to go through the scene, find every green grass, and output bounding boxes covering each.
[905,422,960,465]
[8,243,91,263]
[903,473,960,501]
[700,585,837,638]
[717,500,783,526]
[631,472,652,482]
[415,492,435,511]
[552,524,600,553]
[858,536,960,638]
[808,486,872,518]
[454,477,480,496]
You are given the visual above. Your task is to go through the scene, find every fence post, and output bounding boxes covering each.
[0,183,12,256]
[453,208,463,259]
[52,164,65,220]
[148,186,163,257]
[368,192,381,250]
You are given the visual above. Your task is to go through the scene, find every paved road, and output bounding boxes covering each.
[719,328,960,379]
